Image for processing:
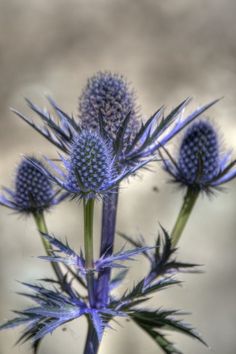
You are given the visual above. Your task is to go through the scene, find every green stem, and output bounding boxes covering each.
[83,199,95,307]
[33,210,64,285]
[171,188,199,247]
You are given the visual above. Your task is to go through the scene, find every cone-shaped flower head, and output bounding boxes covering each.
[79,72,140,145]
[67,131,112,195]
[162,120,236,192]
[0,157,63,214]
[13,71,219,170]
[29,129,151,199]
[15,158,54,211]
[178,121,219,185]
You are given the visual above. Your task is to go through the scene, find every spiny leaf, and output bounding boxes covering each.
[135,323,182,354]
[96,246,153,270]
[131,309,206,353]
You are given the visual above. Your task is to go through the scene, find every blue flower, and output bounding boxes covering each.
[67,131,113,195]
[162,120,236,192]
[0,157,64,214]
[79,72,140,146]
[12,73,219,170]
[28,130,151,199]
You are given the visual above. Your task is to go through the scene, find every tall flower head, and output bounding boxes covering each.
[162,119,236,192]
[79,71,140,145]
[0,157,63,214]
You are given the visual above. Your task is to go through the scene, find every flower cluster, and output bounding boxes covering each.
[1,71,235,354]
[13,73,218,170]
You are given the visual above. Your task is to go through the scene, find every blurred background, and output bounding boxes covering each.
[0,0,236,353]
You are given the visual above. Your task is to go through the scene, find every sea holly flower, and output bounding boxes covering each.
[160,119,236,246]
[12,76,218,311]
[0,156,67,301]
[162,119,236,192]
[79,72,140,147]
[27,129,152,200]
[12,74,218,168]
[0,157,63,214]
[2,72,223,354]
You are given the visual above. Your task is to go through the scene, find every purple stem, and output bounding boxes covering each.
[84,320,99,354]
[96,187,119,307]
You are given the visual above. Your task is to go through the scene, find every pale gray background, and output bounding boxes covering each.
[0,0,236,353]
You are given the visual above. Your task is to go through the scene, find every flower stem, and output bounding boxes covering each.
[97,188,119,307]
[84,319,99,354]
[83,199,95,308]
[171,187,199,247]
[32,210,64,285]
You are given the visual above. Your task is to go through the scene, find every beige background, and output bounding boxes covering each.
[0,0,236,353]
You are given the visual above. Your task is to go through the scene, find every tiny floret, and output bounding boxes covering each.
[67,131,112,195]
[79,72,139,144]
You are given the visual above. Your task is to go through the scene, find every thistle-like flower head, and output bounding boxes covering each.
[178,121,219,185]
[67,131,112,196]
[30,129,151,199]
[12,70,219,172]
[79,71,140,145]
[162,119,236,192]
[0,157,63,213]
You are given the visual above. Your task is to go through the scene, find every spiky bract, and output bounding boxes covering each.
[0,230,203,354]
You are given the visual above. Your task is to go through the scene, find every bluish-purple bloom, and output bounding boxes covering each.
[67,131,113,197]
[12,76,218,169]
[28,130,152,199]
[0,157,63,213]
[162,120,236,192]
[79,72,140,147]
[1,72,223,354]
